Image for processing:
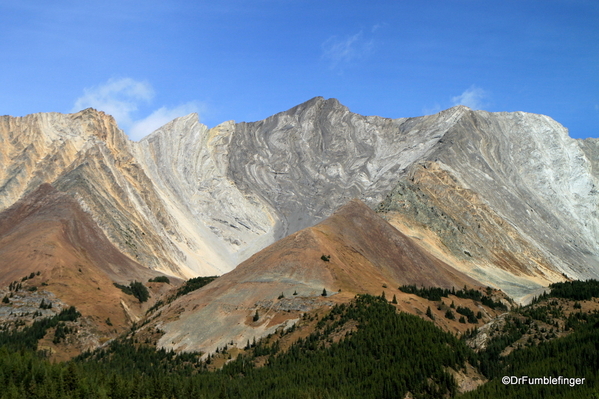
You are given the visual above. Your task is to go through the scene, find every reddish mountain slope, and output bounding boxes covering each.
[0,184,175,352]
[149,199,483,355]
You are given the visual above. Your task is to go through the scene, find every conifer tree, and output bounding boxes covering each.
[426,306,434,320]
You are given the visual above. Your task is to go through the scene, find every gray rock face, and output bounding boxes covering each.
[226,97,463,238]
[427,110,599,279]
[376,109,599,301]
[1,98,598,300]
[130,97,466,275]
[133,116,278,275]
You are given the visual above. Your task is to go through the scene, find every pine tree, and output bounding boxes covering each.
[129,281,150,303]
[426,306,434,320]
[392,294,398,304]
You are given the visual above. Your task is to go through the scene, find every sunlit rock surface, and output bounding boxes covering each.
[1,99,598,301]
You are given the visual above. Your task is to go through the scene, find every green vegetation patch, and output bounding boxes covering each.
[146,275,218,316]
[175,276,218,299]
[461,311,599,399]
[0,295,475,398]
[535,279,599,302]
[399,284,507,310]
[114,281,150,303]
[3,286,599,398]
[0,306,81,352]
[148,276,170,284]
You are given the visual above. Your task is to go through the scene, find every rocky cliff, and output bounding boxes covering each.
[1,98,598,302]
[377,109,599,300]
[131,98,469,276]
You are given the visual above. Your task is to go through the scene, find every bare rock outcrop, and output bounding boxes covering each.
[2,99,599,302]
[131,97,468,275]
[377,109,599,301]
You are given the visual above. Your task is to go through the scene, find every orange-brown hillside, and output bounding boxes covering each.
[0,184,176,357]
[148,199,484,356]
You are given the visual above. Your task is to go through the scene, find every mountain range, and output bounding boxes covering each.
[1,96,598,359]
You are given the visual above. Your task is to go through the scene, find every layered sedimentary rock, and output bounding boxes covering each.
[130,98,469,276]
[0,111,95,210]
[1,99,598,302]
[377,109,599,301]
[227,98,465,237]
[430,110,599,278]
[133,118,277,274]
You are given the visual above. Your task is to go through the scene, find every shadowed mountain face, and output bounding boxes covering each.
[1,98,598,302]
[0,183,173,352]
[148,199,482,355]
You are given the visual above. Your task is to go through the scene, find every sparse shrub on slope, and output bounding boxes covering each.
[148,276,170,284]
[114,281,150,302]
[129,281,149,303]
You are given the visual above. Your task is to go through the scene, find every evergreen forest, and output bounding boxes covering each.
[1,282,599,398]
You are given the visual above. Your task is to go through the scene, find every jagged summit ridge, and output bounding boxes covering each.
[127,97,469,275]
[226,97,464,236]
[0,109,127,210]
[1,98,598,299]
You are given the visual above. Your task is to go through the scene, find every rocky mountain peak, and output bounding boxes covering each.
[2,98,598,303]
[69,108,132,154]
[251,97,349,130]
[140,112,203,144]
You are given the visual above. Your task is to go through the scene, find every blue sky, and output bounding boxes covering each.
[1,0,597,140]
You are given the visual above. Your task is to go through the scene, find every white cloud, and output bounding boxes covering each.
[451,85,489,110]
[72,78,203,140]
[322,31,373,69]
[371,23,387,33]
[72,78,154,127]
[129,102,205,141]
